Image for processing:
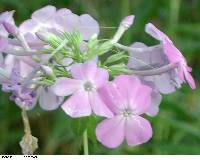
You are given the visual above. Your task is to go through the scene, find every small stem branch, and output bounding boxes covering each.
[130,63,178,76]
[22,109,31,135]
[16,32,38,155]
[115,43,162,53]
[4,46,42,56]
[83,130,89,155]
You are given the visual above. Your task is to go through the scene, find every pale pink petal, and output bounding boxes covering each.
[186,66,192,72]
[0,38,8,52]
[31,5,56,23]
[4,54,15,75]
[39,87,64,110]
[146,91,162,117]
[125,116,152,146]
[56,8,72,16]
[153,73,176,94]
[184,70,196,89]
[54,13,79,32]
[129,84,152,115]
[178,64,184,81]
[145,23,172,43]
[70,61,97,80]
[19,60,33,78]
[113,75,141,100]
[0,11,15,37]
[89,91,113,118]
[98,83,119,114]
[61,90,91,117]
[19,19,39,35]
[96,116,125,148]
[113,75,152,114]
[52,77,81,96]
[78,14,100,40]
[163,40,182,63]
[0,11,15,24]
[93,68,109,87]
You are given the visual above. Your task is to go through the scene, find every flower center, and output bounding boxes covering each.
[122,108,132,118]
[84,81,94,92]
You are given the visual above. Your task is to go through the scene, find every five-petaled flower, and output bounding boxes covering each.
[96,75,153,148]
[53,60,113,118]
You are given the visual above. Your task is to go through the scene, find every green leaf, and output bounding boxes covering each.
[104,52,127,65]
[108,63,131,76]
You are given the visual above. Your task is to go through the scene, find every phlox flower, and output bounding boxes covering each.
[0,55,63,110]
[53,60,113,118]
[96,75,153,148]
[128,42,182,94]
[145,23,196,89]
[19,5,99,40]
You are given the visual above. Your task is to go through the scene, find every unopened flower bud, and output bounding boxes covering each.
[120,15,135,28]
[2,22,19,36]
[41,65,54,75]
[36,30,56,42]
[111,15,135,44]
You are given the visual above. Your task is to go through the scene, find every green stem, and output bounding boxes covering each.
[83,129,89,155]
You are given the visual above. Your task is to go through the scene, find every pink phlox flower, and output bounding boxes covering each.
[52,60,113,118]
[96,75,153,148]
[145,23,196,89]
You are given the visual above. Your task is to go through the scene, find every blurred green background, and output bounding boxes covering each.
[0,0,200,155]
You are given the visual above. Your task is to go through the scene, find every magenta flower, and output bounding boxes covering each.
[96,75,153,148]
[52,60,113,118]
[145,23,196,89]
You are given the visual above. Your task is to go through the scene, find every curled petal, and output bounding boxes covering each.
[39,87,64,110]
[184,70,196,89]
[145,23,172,43]
[146,91,162,117]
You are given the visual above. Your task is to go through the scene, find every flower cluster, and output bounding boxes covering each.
[0,5,196,149]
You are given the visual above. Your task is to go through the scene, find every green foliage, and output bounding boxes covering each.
[103,51,127,65]
[70,115,99,145]
[108,63,131,76]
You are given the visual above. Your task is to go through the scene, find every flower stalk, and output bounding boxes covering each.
[19,109,38,155]
[130,63,178,76]
[83,129,89,155]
